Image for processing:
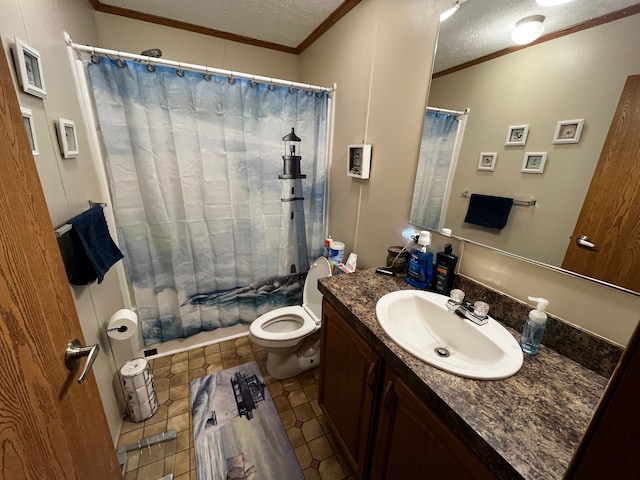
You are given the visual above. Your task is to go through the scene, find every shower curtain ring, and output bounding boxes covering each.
[116,52,125,68]
[250,75,257,88]
[203,67,211,81]
[268,78,275,91]
[90,46,100,64]
[177,62,185,77]
[228,72,235,85]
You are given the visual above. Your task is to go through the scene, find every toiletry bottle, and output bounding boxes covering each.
[434,243,458,296]
[324,235,332,257]
[520,297,549,355]
[406,231,433,289]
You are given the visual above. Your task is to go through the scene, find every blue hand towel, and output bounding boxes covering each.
[464,194,514,230]
[68,205,124,285]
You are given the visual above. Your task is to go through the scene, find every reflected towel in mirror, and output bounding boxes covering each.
[464,194,514,229]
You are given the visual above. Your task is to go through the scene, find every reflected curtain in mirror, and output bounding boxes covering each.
[410,108,466,230]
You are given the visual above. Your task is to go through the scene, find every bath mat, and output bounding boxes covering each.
[190,361,304,480]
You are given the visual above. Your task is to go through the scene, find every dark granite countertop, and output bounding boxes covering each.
[318,268,610,480]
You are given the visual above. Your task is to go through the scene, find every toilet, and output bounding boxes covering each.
[249,257,332,379]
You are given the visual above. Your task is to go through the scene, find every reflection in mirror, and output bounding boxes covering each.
[410,107,468,230]
[411,9,640,293]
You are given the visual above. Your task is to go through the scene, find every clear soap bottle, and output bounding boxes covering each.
[520,296,549,355]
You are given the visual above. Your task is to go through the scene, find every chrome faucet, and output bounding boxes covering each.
[446,289,490,326]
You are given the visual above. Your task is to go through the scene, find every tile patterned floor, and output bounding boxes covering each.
[118,336,354,480]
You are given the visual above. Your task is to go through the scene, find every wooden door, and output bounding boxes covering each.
[562,75,640,292]
[369,368,495,480]
[0,42,121,478]
[319,299,380,479]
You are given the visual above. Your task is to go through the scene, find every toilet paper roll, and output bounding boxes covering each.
[107,309,138,340]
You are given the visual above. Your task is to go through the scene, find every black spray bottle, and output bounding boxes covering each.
[434,243,458,295]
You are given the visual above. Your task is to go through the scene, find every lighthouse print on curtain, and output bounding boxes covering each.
[87,58,328,345]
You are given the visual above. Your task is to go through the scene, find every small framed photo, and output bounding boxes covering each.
[477,152,497,171]
[20,107,39,157]
[56,118,79,159]
[505,124,529,146]
[521,152,547,174]
[552,119,584,144]
[347,144,372,179]
[13,37,47,99]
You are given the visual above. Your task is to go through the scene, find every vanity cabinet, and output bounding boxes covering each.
[319,299,495,479]
[369,367,495,479]
[319,299,381,478]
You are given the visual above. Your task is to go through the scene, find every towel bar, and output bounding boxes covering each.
[54,201,108,237]
[55,223,72,237]
[461,191,536,206]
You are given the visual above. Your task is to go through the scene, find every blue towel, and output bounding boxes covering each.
[464,194,514,230]
[68,206,124,285]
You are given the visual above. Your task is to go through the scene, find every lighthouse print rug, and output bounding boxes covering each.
[190,361,303,480]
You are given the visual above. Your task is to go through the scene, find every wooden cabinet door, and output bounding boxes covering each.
[370,368,496,480]
[319,299,381,478]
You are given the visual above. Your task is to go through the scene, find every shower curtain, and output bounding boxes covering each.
[410,109,460,230]
[87,58,329,345]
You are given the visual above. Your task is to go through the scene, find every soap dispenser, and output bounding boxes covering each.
[520,297,549,355]
[406,231,433,289]
[434,243,458,296]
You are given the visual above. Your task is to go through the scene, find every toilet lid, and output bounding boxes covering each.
[303,256,332,321]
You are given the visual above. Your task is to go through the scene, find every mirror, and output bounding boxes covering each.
[410,4,640,293]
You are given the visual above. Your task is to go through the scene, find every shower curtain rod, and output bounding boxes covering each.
[64,33,334,94]
[427,106,470,116]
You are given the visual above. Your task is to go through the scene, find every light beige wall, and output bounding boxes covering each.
[429,14,640,267]
[1,0,124,443]
[455,240,640,347]
[95,12,298,80]
[299,0,449,268]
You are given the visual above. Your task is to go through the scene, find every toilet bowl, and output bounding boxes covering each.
[249,257,332,379]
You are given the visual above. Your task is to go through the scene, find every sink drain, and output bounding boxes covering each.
[435,347,450,358]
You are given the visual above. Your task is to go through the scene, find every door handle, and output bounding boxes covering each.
[65,339,100,384]
[382,380,394,410]
[576,235,597,249]
[366,362,377,389]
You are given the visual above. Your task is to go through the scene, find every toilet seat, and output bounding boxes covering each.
[250,257,332,341]
[250,306,316,341]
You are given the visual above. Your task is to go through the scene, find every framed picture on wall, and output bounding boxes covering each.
[347,144,372,179]
[552,119,584,144]
[505,124,529,146]
[20,107,39,157]
[56,118,79,159]
[477,152,497,171]
[521,152,547,174]
[13,37,47,99]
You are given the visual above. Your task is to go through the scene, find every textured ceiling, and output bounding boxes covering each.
[435,0,640,72]
[100,0,346,48]
[101,0,639,68]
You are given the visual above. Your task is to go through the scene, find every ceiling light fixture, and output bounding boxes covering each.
[512,15,545,45]
[536,0,574,6]
[440,0,461,22]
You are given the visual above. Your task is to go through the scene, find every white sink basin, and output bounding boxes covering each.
[376,290,523,380]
